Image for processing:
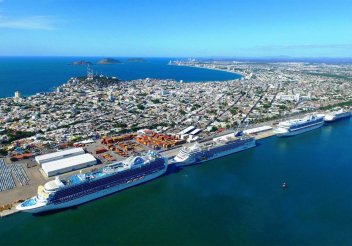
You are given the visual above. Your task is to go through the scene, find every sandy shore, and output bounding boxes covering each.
[168,63,246,79]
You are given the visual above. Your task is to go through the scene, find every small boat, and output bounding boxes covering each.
[282,182,287,189]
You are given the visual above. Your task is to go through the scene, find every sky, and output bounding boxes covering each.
[0,0,352,57]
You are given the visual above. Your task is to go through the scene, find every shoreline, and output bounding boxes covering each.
[0,61,242,99]
[168,63,246,78]
[0,128,276,218]
[0,203,21,218]
[2,114,351,218]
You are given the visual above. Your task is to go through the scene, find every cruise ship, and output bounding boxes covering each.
[172,132,256,166]
[324,109,351,122]
[274,114,324,137]
[16,152,167,213]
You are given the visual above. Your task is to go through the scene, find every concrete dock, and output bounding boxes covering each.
[254,130,276,140]
[0,203,20,217]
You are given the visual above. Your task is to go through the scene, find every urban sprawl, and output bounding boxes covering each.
[1,60,351,148]
[0,60,351,213]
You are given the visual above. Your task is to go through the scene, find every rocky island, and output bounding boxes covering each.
[97,58,121,64]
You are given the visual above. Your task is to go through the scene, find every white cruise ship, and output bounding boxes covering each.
[324,109,351,122]
[172,132,256,166]
[274,114,324,137]
[16,152,167,214]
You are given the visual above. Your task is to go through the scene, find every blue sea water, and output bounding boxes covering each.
[0,57,241,98]
[0,119,352,245]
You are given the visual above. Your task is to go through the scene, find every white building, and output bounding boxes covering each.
[178,126,195,135]
[189,128,202,135]
[14,91,21,98]
[35,148,85,165]
[160,90,170,96]
[41,153,97,177]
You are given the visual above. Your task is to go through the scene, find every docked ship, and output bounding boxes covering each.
[324,108,351,122]
[172,132,256,166]
[17,152,167,213]
[274,114,324,137]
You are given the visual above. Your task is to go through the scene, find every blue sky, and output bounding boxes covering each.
[0,0,352,57]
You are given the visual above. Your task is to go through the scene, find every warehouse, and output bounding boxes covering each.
[178,126,195,135]
[41,153,97,177]
[190,128,202,135]
[35,148,85,165]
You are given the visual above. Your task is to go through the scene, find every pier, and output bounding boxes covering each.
[0,129,276,218]
[162,130,276,161]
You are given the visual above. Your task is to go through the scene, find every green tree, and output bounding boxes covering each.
[210,126,218,132]
[137,104,145,110]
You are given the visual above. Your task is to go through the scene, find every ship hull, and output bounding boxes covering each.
[175,140,256,166]
[275,121,324,137]
[324,112,351,122]
[20,166,167,214]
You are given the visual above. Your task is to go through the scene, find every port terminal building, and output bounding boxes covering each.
[35,148,85,165]
[35,148,97,177]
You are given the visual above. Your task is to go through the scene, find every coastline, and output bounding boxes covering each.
[0,61,242,100]
[0,127,276,218]
[0,57,241,98]
[0,108,350,217]
[0,203,21,218]
[168,63,246,78]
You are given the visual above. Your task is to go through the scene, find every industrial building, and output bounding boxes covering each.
[178,126,195,135]
[41,153,97,177]
[189,128,202,135]
[35,148,85,165]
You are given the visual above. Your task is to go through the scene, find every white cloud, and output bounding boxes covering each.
[0,15,58,30]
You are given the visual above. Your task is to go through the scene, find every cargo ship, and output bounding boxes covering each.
[171,132,256,166]
[274,114,324,137]
[16,151,167,213]
[324,109,351,122]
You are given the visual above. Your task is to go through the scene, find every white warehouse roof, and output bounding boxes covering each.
[178,126,195,135]
[190,128,202,135]
[35,148,85,165]
[42,153,97,177]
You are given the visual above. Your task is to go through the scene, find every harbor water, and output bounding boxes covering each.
[0,118,351,245]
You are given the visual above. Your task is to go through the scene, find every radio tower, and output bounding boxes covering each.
[87,65,94,81]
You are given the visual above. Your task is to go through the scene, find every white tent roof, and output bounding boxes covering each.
[178,126,195,135]
[190,128,202,135]
[42,153,96,174]
[35,148,85,163]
